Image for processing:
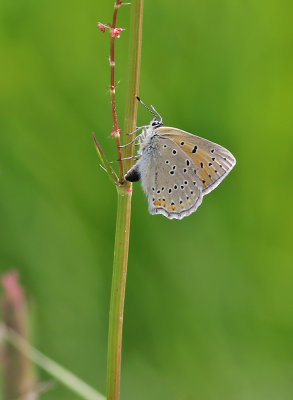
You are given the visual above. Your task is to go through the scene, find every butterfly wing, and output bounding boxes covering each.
[156,127,236,195]
[132,136,203,220]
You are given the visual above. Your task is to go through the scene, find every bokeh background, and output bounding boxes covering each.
[1,0,293,399]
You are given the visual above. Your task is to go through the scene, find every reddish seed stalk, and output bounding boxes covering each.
[110,0,124,182]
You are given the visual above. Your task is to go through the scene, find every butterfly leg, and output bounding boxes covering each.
[119,155,140,161]
[126,125,149,135]
[118,133,143,148]
[108,155,139,164]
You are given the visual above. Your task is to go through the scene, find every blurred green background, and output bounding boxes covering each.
[1,0,293,399]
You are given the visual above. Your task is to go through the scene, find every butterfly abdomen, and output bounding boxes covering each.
[125,164,141,182]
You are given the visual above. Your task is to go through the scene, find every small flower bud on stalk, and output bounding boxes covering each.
[111,28,125,38]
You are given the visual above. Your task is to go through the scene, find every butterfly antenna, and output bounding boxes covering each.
[150,105,162,124]
[136,96,162,123]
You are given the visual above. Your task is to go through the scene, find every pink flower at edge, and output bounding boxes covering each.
[97,23,106,33]
[2,270,24,303]
[111,28,125,38]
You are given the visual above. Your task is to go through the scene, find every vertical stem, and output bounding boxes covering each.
[106,1,144,400]
[107,187,132,400]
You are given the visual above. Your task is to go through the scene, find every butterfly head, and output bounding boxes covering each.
[150,116,163,128]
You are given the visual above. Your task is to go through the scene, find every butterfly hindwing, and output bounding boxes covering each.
[134,136,203,220]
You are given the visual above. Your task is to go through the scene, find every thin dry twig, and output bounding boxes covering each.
[1,324,105,400]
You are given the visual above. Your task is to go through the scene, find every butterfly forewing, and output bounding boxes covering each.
[157,127,236,194]
[140,136,203,220]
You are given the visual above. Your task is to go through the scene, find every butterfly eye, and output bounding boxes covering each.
[151,117,161,127]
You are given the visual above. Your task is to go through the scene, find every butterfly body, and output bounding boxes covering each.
[125,117,236,220]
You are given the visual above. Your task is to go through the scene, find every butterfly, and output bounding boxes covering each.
[125,99,236,220]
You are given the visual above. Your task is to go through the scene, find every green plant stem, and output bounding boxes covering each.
[106,1,144,400]
[106,187,132,400]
